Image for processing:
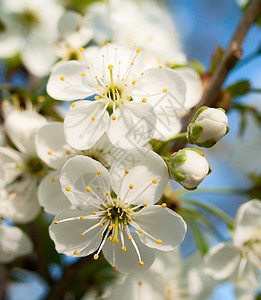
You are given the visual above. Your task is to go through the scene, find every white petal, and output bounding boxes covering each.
[110,147,168,205]
[38,171,71,215]
[35,122,78,169]
[64,100,109,150]
[60,155,111,207]
[0,178,41,223]
[49,210,103,256]
[153,111,182,141]
[233,200,261,247]
[0,147,23,184]
[173,67,203,110]
[0,224,32,263]
[5,110,47,155]
[133,205,187,250]
[47,60,96,101]
[204,242,241,280]
[102,232,155,273]
[132,67,186,112]
[107,101,156,149]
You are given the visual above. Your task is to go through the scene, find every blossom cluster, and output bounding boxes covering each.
[0,0,260,299]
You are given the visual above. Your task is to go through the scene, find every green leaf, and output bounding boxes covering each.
[187,220,209,255]
[209,45,225,74]
[227,80,251,98]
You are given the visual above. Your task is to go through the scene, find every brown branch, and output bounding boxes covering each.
[171,0,261,152]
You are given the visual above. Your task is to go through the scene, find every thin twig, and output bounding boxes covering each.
[171,0,261,152]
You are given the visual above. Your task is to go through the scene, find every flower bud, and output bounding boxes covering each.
[187,107,229,148]
[168,148,211,190]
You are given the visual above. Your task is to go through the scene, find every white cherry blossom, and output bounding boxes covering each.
[35,122,121,215]
[0,110,47,223]
[204,200,261,289]
[47,43,186,150]
[49,148,186,272]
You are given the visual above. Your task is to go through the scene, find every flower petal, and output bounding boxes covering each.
[102,232,155,273]
[107,101,156,149]
[0,224,33,263]
[153,111,182,141]
[133,205,186,250]
[132,67,186,112]
[5,110,47,155]
[204,242,241,280]
[233,200,261,247]
[38,171,71,215]
[35,122,78,169]
[64,100,109,150]
[60,155,111,207]
[110,147,168,205]
[49,210,103,256]
[47,60,96,101]
[173,67,203,110]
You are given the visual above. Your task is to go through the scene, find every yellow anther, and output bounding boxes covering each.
[124,223,127,226]
[37,95,45,103]
[157,239,162,244]
[128,237,132,240]
[81,73,86,77]
[80,216,83,220]
[237,276,243,282]
[136,48,141,53]
[138,281,142,286]
[100,234,103,237]
[112,116,116,121]
[119,216,123,220]
[139,261,144,266]
[87,67,90,70]
[143,202,147,207]
[125,83,128,87]
[141,72,144,75]
[129,218,133,221]
[65,187,71,192]
[108,64,114,71]
[81,233,85,237]
[95,76,98,79]
[167,289,172,294]
[112,265,117,270]
[48,151,52,155]
[98,83,101,86]
[51,177,55,182]
[103,93,106,96]
[74,250,78,255]
[122,78,124,81]
[115,205,118,208]
[132,80,136,85]
[97,170,102,175]
[106,42,110,45]
[121,246,126,252]
[242,253,247,259]
[125,169,129,174]
[152,179,157,184]
[112,224,115,228]
[129,184,134,189]
[100,223,103,226]
[93,254,99,260]
[117,210,120,213]
[86,186,92,192]
[109,225,113,230]
[159,65,162,68]
[54,221,59,224]
[60,76,65,81]
[139,230,143,234]
[131,62,134,66]
[71,103,76,107]
[142,98,147,103]
[109,236,113,241]
[91,116,96,121]
[163,88,168,93]
[66,150,71,155]
[120,228,123,231]
[161,203,167,208]
[94,96,99,100]
[107,213,112,217]
[106,192,110,196]
[80,47,84,52]
[127,208,131,213]
[93,211,96,215]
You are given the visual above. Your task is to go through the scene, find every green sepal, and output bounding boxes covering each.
[171,149,187,164]
[181,184,197,191]
[207,166,212,175]
[226,125,230,135]
[187,123,203,144]
[227,80,251,98]
[196,138,217,148]
[168,165,185,182]
[217,107,225,113]
[190,106,209,123]
[189,59,205,76]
